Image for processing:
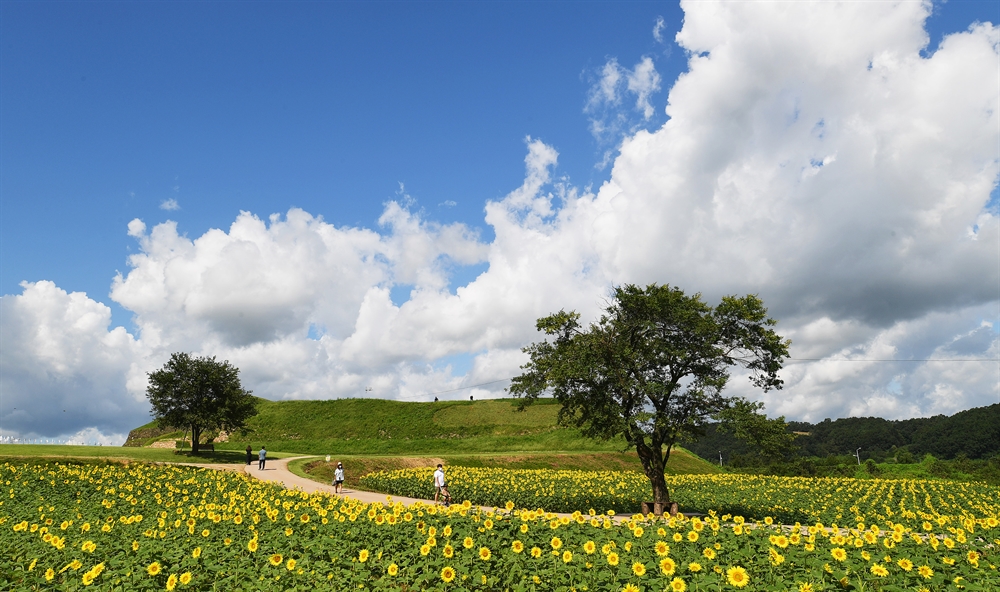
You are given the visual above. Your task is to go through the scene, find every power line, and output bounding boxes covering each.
[410,357,999,399]
[787,358,999,363]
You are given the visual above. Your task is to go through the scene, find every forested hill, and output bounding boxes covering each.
[686,403,999,462]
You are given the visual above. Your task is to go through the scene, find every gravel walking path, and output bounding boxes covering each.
[241,455,437,507]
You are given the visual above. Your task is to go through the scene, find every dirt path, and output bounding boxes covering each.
[242,456,440,506]
[238,456,661,523]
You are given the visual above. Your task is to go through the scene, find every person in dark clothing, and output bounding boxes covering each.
[245,445,253,465]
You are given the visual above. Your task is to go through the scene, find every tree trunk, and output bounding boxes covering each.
[649,471,670,505]
[634,440,671,507]
[191,424,201,454]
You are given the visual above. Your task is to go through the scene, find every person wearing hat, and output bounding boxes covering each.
[333,462,345,494]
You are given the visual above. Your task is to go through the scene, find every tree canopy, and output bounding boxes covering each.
[509,283,789,507]
[146,352,257,454]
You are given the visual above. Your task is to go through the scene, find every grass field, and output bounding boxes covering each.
[0,444,294,464]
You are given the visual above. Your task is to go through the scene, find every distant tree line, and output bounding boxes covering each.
[686,403,1000,466]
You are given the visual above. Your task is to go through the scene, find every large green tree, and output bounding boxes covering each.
[509,283,789,508]
[146,352,257,454]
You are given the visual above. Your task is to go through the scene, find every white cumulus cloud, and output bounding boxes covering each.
[1,0,997,444]
[0,281,149,442]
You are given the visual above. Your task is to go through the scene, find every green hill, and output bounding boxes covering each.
[684,403,1000,464]
[124,397,720,474]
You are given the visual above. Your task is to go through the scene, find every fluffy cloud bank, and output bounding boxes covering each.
[2,0,997,443]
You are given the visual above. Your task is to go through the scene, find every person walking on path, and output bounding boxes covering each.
[433,464,451,506]
[245,445,253,466]
[258,446,267,470]
[333,462,345,494]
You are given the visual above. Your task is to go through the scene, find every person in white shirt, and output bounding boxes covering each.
[433,464,451,506]
[333,462,345,494]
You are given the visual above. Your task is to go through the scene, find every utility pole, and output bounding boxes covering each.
[855,447,862,465]
[719,451,723,468]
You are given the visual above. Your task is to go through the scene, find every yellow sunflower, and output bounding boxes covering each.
[440,566,456,583]
[726,566,750,588]
[660,556,677,576]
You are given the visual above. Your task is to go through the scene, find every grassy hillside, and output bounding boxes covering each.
[129,397,634,455]
[123,397,723,479]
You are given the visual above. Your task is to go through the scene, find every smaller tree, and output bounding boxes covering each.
[146,352,257,454]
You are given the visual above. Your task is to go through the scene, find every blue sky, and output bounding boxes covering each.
[1,1,997,443]
[1,0,993,321]
[2,1,688,324]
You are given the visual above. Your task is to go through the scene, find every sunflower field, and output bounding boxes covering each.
[361,467,1000,528]
[2,461,998,591]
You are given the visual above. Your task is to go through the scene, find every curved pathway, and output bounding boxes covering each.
[241,456,436,507]
[238,457,653,523]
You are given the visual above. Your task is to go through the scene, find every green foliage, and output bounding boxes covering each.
[907,403,1000,459]
[510,283,789,504]
[146,352,257,454]
[715,399,796,462]
[687,404,1000,469]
